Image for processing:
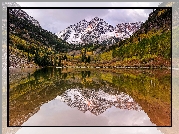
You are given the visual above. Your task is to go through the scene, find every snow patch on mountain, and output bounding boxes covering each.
[56,17,142,45]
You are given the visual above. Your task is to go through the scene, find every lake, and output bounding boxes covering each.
[9,67,171,126]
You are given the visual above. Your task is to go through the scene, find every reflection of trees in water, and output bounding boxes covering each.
[9,68,171,126]
[57,88,142,116]
[62,73,68,79]
[32,68,91,80]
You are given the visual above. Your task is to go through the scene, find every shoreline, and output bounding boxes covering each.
[9,65,172,70]
[55,65,171,69]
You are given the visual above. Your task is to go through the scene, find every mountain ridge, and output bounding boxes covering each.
[56,17,142,46]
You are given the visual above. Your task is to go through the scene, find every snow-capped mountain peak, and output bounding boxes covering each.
[56,17,142,45]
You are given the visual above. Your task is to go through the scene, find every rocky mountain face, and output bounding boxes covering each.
[136,8,171,35]
[9,8,41,28]
[56,17,142,46]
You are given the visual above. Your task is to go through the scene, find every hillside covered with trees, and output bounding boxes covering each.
[8,7,172,68]
[97,8,171,68]
[9,8,72,68]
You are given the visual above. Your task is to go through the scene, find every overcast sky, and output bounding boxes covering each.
[16,2,161,34]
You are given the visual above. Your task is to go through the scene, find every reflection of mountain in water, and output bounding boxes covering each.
[56,89,142,116]
[9,68,171,126]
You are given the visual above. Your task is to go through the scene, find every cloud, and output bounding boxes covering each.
[16,2,160,33]
[23,9,110,33]
[103,9,153,26]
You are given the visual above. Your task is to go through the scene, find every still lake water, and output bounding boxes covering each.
[9,67,171,126]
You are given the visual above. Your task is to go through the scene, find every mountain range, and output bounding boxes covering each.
[56,17,142,46]
[7,3,172,68]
